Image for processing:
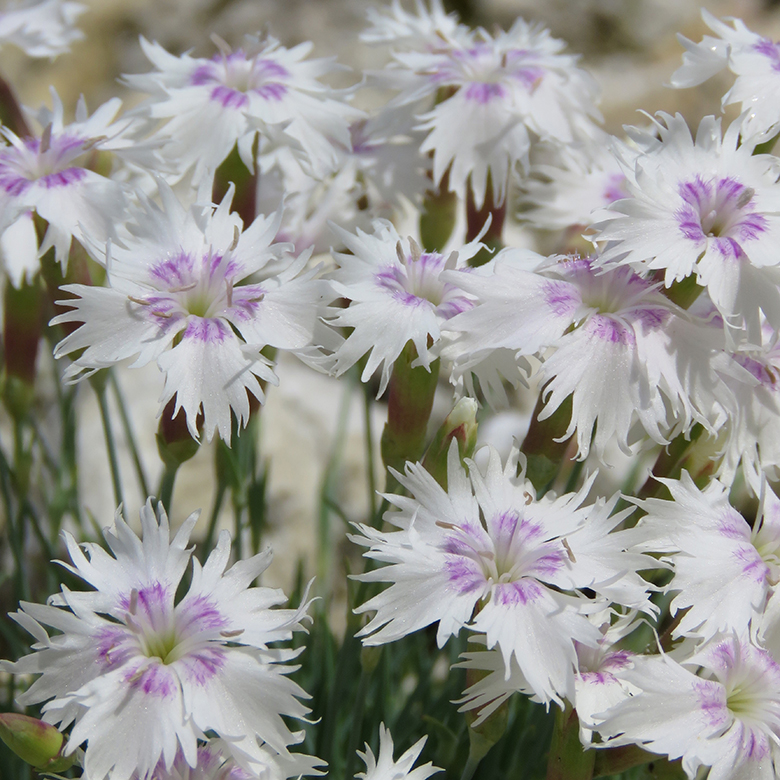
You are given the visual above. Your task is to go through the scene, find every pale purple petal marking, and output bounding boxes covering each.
[0,171,31,195]
[254,83,287,101]
[41,168,87,189]
[733,545,770,582]
[437,295,474,318]
[712,640,735,667]
[494,579,543,605]
[96,626,134,669]
[176,595,229,636]
[375,253,472,318]
[717,509,750,540]
[229,284,266,321]
[588,314,635,345]
[741,728,771,761]
[692,677,729,728]
[508,66,543,90]
[543,279,580,318]
[676,176,768,251]
[445,557,484,594]
[634,307,669,331]
[754,38,780,71]
[602,173,628,204]
[463,82,506,103]
[601,649,632,672]
[184,317,230,343]
[128,662,178,698]
[579,670,617,685]
[210,86,249,109]
[178,647,226,686]
[530,546,567,577]
[191,52,289,105]
[150,251,196,286]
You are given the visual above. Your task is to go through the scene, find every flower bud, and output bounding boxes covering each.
[0,712,72,770]
[419,181,457,252]
[156,396,201,468]
[423,397,478,489]
[381,342,440,493]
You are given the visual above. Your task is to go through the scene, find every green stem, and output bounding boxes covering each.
[51,376,83,534]
[20,500,53,566]
[95,381,124,508]
[4,657,14,710]
[363,385,378,521]
[0,475,29,603]
[637,423,704,500]
[158,462,178,515]
[521,391,573,495]
[465,170,506,267]
[343,667,370,780]
[318,377,354,588]
[203,482,227,555]
[233,495,243,562]
[546,705,594,780]
[459,753,481,780]
[28,417,57,474]
[109,372,150,498]
[316,627,361,769]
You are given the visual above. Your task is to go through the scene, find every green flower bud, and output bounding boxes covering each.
[0,712,69,770]
[423,397,479,489]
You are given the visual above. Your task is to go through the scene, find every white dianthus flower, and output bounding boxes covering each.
[634,471,780,642]
[595,635,780,780]
[593,112,780,340]
[0,89,150,285]
[52,182,328,443]
[125,35,362,186]
[326,219,482,395]
[444,252,730,461]
[0,0,84,58]
[356,726,440,780]
[672,10,780,142]
[372,14,601,208]
[2,502,319,780]
[352,444,653,705]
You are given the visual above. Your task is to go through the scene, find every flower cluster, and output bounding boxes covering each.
[8,4,780,780]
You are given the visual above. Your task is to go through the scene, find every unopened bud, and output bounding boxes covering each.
[0,712,73,771]
[420,183,457,252]
[156,396,200,468]
[381,342,440,494]
[423,397,479,489]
